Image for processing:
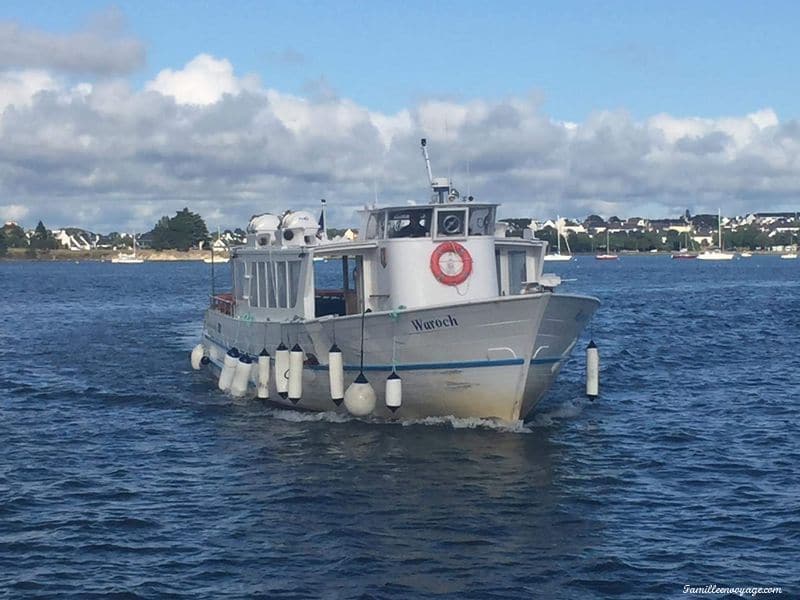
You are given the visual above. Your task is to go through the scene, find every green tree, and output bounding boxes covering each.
[150,208,209,251]
[0,230,7,256]
[30,220,59,250]
[1,223,28,248]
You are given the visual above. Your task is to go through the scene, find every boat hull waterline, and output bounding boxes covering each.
[199,293,598,422]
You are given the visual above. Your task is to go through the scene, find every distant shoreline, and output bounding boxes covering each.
[1,248,791,262]
[0,248,218,262]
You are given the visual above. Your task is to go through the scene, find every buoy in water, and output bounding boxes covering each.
[328,343,344,406]
[190,344,205,370]
[275,342,289,399]
[344,372,376,417]
[218,347,240,391]
[385,370,402,412]
[586,340,599,400]
[288,344,304,404]
[230,354,253,397]
[257,348,270,399]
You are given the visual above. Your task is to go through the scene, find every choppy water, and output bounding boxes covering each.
[1,257,798,598]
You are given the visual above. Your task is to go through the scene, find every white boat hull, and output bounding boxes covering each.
[697,252,735,261]
[199,292,598,421]
[543,254,572,262]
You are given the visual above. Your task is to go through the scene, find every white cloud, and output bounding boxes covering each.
[146,54,260,106]
[2,51,800,233]
[0,69,61,111]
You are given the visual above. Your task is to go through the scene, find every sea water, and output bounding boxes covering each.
[1,257,798,598]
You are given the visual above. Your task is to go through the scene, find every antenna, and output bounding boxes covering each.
[421,138,434,185]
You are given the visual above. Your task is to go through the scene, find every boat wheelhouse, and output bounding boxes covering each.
[192,140,599,422]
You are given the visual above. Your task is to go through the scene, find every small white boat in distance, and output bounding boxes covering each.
[191,139,600,422]
[740,251,753,258]
[203,255,229,264]
[697,251,735,261]
[595,229,618,260]
[111,234,144,264]
[543,216,573,262]
[697,210,735,260]
[780,252,797,259]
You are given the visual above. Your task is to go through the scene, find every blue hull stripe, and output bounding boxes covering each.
[306,356,563,372]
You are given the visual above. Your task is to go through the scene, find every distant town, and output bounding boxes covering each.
[1,208,798,258]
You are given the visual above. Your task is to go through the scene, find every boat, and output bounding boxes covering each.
[203,255,230,264]
[595,229,619,260]
[111,234,144,264]
[740,251,753,258]
[671,231,698,259]
[189,139,600,422]
[204,227,231,263]
[543,216,573,262]
[697,210,735,261]
[780,221,797,258]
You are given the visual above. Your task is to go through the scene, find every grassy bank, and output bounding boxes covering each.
[0,248,214,261]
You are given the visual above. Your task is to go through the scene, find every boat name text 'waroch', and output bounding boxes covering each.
[411,315,460,333]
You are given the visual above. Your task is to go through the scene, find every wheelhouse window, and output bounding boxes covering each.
[435,208,467,238]
[387,208,432,238]
[508,250,527,294]
[468,206,495,236]
[365,212,386,240]
[241,258,301,309]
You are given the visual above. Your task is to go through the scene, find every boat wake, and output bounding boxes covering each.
[263,400,587,432]
[399,415,533,434]
[527,397,587,427]
[266,407,353,424]
[263,405,533,433]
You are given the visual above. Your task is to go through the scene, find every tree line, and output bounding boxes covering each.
[1,208,211,256]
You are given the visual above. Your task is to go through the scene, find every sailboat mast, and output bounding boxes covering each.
[718,209,723,250]
[556,215,562,254]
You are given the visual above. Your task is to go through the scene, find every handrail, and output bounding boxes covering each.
[211,293,235,315]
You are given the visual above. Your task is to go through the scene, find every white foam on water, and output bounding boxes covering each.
[266,407,353,424]
[528,397,587,427]
[398,415,533,434]
[261,405,532,433]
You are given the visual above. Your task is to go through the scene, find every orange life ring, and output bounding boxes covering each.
[430,242,473,286]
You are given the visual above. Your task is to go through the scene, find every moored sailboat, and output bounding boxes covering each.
[595,228,618,260]
[543,216,573,262]
[111,233,144,264]
[697,210,735,261]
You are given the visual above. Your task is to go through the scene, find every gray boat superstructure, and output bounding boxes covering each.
[194,140,599,421]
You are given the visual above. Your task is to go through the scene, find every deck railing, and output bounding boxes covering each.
[211,293,235,316]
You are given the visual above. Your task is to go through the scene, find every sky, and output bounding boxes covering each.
[1,1,800,232]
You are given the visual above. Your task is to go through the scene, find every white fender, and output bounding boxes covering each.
[230,354,253,398]
[586,340,599,399]
[190,344,204,370]
[344,372,376,417]
[257,349,270,399]
[385,371,402,412]
[328,344,344,406]
[275,342,289,398]
[218,348,239,391]
[288,344,304,403]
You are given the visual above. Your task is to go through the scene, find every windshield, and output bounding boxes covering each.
[387,208,433,238]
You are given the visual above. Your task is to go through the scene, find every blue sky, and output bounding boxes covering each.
[1,1,800,231]
[5,0,799,121]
